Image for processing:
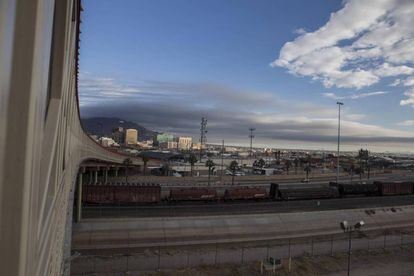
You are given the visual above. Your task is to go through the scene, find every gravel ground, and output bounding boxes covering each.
[140,245,414,276]
[82,195,414,218]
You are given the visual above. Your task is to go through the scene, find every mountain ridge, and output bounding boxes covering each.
[81,117,158,141]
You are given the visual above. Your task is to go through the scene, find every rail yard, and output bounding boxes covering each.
[73,171,414,275]
[78,171,414,219]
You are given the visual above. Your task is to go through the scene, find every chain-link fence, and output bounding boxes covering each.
[71,229,414,275]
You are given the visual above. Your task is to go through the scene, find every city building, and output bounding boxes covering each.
[99,137,118,147]
[225,146,238,152]
[154,133,174,146]
[178,137,192,150]
[192,142,202,150]
[125,128,138,145]
[167,141,178,149]
[112,127,125,144]
[137,140,153,149]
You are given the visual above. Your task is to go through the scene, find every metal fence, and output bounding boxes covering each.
[71,229,414,275]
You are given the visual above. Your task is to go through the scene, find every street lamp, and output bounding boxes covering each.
[336,102,344,183]
[340,220,365,276]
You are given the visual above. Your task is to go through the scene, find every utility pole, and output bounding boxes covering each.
[340,220,365,276]
[249,127,255,157]
[199,117,208,162]
[221,140,224,182]
[337,102,344,183]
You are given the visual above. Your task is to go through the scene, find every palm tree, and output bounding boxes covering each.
[304,165,311,181]
[350,163,355,182]
[358,149,370,179]
[229,160,238,185]
[355,167,364,180]
[285,160,292,175]
[161,163,170,176]
[294,158,299,174]
[189,154,198,176]
[142,156,149,176]
[257,158,265,168]
[274,151,281,165]
[205,159,216,186]
[123,158,132,184]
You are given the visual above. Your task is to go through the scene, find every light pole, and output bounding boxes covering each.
[199,117,208,162]
[340,220,365,276]
[336,102,344,183]
[249,127,255,157]
[221,140,224,182]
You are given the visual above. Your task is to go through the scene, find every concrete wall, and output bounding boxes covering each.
[0,1,140,275]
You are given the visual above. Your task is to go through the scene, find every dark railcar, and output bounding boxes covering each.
[272,183,338,200]
[375,181,414,196]
[269,183,279,199]
[169,187,217,201]
[277,186,336,200]
[329,182,379,196]
[224,187,267,200]
[336,183,379,197]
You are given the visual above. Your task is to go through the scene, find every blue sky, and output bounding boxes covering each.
[79,0,414,152]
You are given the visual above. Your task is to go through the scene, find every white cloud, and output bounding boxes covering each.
[293,28,307,35]
[400,88,414,106]
[374,63,414,77]
[272,0,414,92]
[402,76,414,86]
[398,120,414,126]
[323,91,389,100]
[80,73,414,151]
[390,79,402,87]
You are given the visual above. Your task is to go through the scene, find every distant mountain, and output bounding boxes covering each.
[81,117,158,141]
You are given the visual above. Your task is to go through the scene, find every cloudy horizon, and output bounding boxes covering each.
[79,0,414,153]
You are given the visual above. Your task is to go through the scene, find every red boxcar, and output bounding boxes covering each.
[129,185,161,203]
[84,185,115,204]
[83,184,161,204]
[375,181,414,196]
[224,186,267,200]
[169,187,217,201]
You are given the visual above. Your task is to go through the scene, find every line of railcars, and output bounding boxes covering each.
[81,181,414,205]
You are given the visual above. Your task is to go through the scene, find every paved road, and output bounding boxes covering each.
[82,194,414,218]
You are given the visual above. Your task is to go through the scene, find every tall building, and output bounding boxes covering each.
[153,133,174,146]
[167,141,178,149]
[125,129,138,145]
[178,137,192,150]
[112,127,125,144]
[156,133,174,143]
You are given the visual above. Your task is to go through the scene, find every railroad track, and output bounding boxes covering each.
[106,172,414,187]
[82,194,414,218]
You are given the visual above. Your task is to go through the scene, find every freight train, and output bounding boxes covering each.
[81,181,414,205]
